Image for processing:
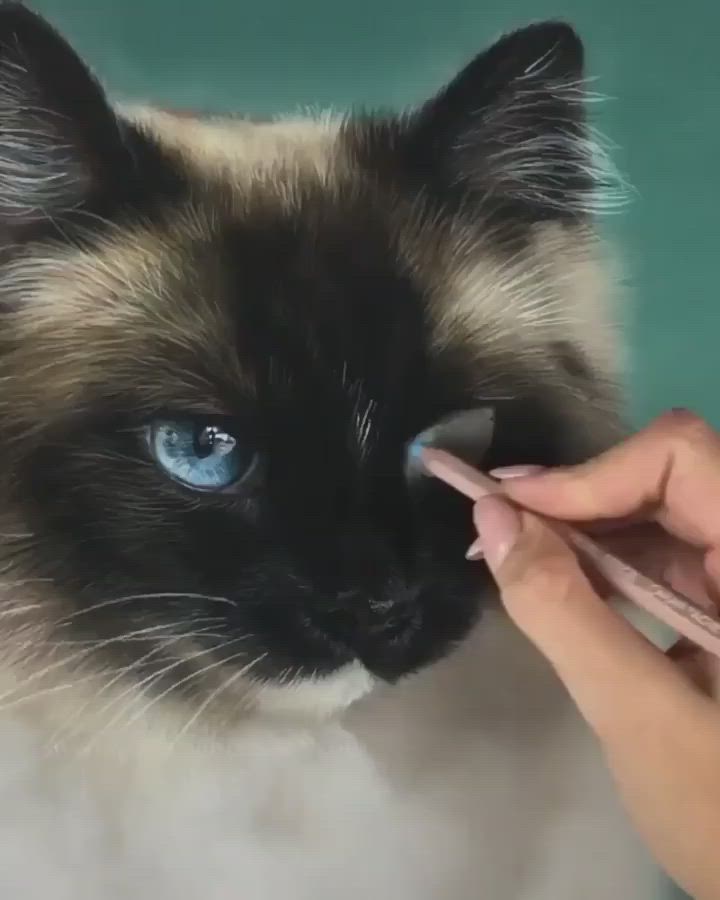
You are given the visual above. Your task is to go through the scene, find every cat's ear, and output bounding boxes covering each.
[0,3,131,229]
[372,22,621,221]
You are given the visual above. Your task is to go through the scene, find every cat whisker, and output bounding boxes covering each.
[0,670,109,716]
[171,652,268,745]
[119,638,255,733]
[0,619,231,707]
[47,615,227,646]
[46,624,224,747]
[0,577,53,586]
[0,603,43,617]
[52,591,237,629]
[49,632,228,646]
[84,634,253,748]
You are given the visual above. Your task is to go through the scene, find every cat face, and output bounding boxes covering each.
[0,4,624,730]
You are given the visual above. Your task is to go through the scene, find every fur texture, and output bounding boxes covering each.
[0,5,661,898]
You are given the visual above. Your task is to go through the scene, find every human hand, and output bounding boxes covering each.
[471,410,720,900]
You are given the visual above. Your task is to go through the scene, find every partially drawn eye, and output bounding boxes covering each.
[147,418,257,491]
[406,407,496,481]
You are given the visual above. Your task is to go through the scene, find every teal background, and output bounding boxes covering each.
[31,1,717,896]
[30,0,720,434]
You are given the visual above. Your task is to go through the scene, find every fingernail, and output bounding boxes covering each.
[465,538,484,561]
[473,496,521,568]
[489,465,545,480]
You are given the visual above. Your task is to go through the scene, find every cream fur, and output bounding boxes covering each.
[0,609,662,900]
[0,88,662,900]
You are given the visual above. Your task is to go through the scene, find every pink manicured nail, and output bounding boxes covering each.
[465,538,484,561]
[489,465,545,479]
[473,496,521,568]
[421,447,720,660]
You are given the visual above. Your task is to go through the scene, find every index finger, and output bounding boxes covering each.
[502,409,720,549]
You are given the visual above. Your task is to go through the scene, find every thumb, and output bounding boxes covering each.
[473,495,709,741]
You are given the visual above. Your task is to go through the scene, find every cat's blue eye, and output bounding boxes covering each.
[147,419,256,491]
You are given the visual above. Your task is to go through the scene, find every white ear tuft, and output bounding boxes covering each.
[406,21,629,221]
[0,3,126,228]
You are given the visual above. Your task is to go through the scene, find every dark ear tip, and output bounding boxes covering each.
[0,1,36,18]
[516,20,582,44]
[501,20,584,72]
[0,2,50,36]
[526,20,583,52]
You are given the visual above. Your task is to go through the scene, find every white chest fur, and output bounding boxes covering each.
[0,610,661,900]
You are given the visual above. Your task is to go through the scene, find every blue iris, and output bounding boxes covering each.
[148,419,254,491]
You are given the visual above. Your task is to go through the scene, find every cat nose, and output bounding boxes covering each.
[315,584,423,675]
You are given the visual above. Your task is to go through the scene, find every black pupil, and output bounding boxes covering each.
[194,425,225,458]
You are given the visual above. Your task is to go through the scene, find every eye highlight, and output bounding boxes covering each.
[147,418,257,491]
